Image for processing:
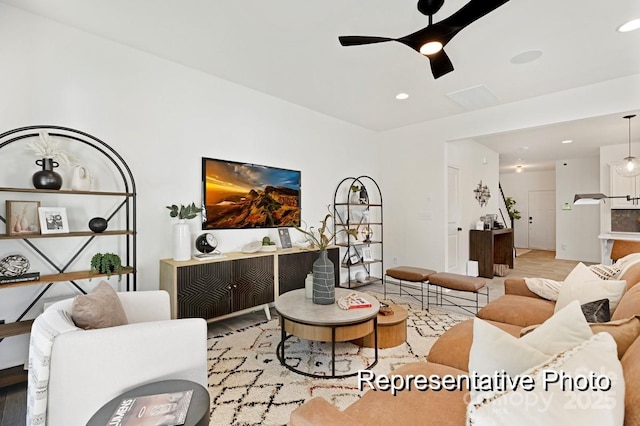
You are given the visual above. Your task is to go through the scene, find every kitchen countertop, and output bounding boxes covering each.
[599,232,640,241]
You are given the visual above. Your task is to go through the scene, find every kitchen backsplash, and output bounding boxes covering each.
[611,209,640,232]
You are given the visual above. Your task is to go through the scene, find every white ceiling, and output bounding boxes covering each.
[3,0,640,170]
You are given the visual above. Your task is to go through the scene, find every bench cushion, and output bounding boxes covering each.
[386,266,436,282]
[428,272,485,292]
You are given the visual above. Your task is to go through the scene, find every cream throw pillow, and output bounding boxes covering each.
[71,280,128,329]
[468,301,592,400]
[555,262,626,313]
[467,333,625,426]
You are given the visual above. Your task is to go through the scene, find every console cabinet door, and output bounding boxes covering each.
[177,261,232,318]
[231,256,274,312]
[278,248,340,295]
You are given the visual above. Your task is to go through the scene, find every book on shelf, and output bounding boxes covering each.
[348,296,372,309]
[0,272,40,285]
[192,252,226,261]
[105,389,193,426]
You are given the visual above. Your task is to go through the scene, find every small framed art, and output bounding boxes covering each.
[6,200,41,235]
[361,247,374,262]
[38,207,70,234]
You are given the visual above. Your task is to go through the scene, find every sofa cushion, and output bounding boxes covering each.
[343,362,468,426]
[521,315,640,360]
[476,294,555,327]
[621,331,640,425]
[426,318,522,372]
[468,332,625,425]
[611,280,640,321]
[71,281,128,329]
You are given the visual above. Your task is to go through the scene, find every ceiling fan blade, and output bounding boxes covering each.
[428,49,454,79]
[338,36,395,46]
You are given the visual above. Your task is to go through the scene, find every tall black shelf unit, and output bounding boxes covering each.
[0,125,137,388]
[333,176,383,289]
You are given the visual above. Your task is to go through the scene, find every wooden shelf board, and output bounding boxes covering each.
[0,365,28,389]
[0,267,134,288]
[0,319,34,338]
[0,230,134,240]
[0,187,133,196]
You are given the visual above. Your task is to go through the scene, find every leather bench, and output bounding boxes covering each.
[427,272,488,315]
[384,266,488,313]
[384,266,436,310]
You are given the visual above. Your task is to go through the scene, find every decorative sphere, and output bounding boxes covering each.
[355,271,367,283]
[0,254,30,276]
[89,217,108,233]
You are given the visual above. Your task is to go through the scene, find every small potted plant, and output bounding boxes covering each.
[90,252,123,281]
[260,236,277,252]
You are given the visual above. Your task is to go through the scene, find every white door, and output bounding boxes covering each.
[528,190,556,250]
[447,166,461,272]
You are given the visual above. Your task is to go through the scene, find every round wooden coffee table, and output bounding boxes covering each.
[275,288,380,378]
[351,303,408,348]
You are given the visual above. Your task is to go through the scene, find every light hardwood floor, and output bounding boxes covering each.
[0,249,578,425]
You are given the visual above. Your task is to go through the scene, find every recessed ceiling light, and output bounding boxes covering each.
[516,165,523,173]
[562,140,573,144]
[523,146,529,150]
[510,50,543,64]
[395,93,409,100]
[618,18,640,32]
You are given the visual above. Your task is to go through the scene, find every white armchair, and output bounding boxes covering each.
[28,290,208,426]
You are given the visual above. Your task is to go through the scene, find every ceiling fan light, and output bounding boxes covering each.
[618,18,640,33]
[420,41,443,55]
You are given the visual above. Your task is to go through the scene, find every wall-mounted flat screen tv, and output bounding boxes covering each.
[202,157,301,229]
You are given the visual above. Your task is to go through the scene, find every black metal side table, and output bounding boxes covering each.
[87,379,209,426]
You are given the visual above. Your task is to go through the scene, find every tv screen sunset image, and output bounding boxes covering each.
[202,158,301,229]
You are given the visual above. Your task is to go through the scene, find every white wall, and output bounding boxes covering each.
[555,158,601,262]
[448,140,500,272]
[379,74,640,273]
[0,5,381,369]
[499,170,555,248]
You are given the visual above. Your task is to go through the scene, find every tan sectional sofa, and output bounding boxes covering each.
[290,263,640,425]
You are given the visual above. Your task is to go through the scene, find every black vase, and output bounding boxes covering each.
[32,158,63,190]
[89,217,108,233]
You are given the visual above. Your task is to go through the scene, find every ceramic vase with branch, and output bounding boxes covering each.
[166,202,202,261]
[295,206,357,304]
[26,132,76,190]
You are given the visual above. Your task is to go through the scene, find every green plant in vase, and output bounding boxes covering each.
[90,252,123,281]
[166,202,202,220]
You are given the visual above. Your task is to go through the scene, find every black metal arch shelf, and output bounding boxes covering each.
[0,126,137,364]
[333,175,383,289]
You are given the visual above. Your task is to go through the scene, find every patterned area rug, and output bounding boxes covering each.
[206,294,469,425]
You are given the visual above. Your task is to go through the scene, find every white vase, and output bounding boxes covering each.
[172,220,191,261]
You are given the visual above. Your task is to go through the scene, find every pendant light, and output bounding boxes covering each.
[615,114,640,177]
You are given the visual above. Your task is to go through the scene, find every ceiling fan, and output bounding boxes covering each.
[338,0,510,79]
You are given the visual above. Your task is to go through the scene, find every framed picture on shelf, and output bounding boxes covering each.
[361,247,374,262]
[38,207,70,234]
[349,252,361,265]
[6,200,41,235]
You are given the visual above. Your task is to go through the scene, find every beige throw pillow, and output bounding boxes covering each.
[555,262,626,314]
[71,281,128,329]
